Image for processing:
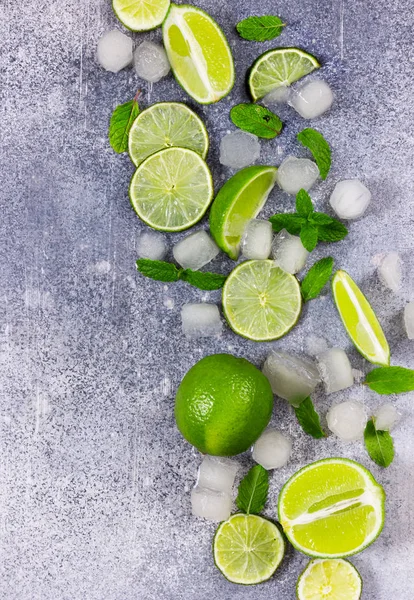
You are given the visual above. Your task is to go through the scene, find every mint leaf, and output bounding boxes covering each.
[269,213,305,235]
[300,221,318,252]
[236,15,286,42]
[230,104,283,139]
[296,189,314,217]
[317,220,348,242]
[297,128,332,180]
[294,397,325,439]
[364,366,414,394]
[309,212,334,225]
[236,465,269,515]
[180,270,227,290]
[109,94,140,153]
[364,418,394,467]
[136,259,180,282]
[301,257,334,301]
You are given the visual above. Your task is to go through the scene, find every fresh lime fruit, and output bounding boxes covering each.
[249,48,320,101]
[278,458,385,558]
[128,102,209,167]
[113,0,170,31]
[209,166,278,259]
[129,147,213,232]
[213,514,285,585]
[222,260,302,342]
[175,354,273,456]
[297,558,362,600]
[163,4,235,104]
[332,270,390,367]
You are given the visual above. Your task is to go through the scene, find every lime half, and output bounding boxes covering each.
[163,4,235,104]
[223,260,302,342]
[297,558,362,600]
[209,166,277,260]
[249,48,320,101]
[213,514,285,585]
[278,458,385,559]
[332,270,390,366]
[113,0,170,31]
[129,147,213,232]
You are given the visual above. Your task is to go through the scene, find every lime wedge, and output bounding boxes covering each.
[297,558,362,600]
[209,166,277,260]
[113,0,170,31]
[129,147,213,232]
[332,270,390,367]
[278,458,385,558]
[249,48,320,101]
[222,260,302,342]
[129,102,209,167]
[162,4,235,104]
[213,514,285,585]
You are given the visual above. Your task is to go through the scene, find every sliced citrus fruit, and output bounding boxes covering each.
[297,558,362,600]
[113,0,170,31]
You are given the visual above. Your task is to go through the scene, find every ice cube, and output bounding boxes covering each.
[181,304,222,338]
[329,180,371,220]
[191,486,232,522]
[378,252,402,292]
[252,428,292,469]
[219,131,260,169]
[318,348,354,394]
[262,85,291,106]
[197,456,239,494]
[305,335,328,357]
[137,231,167,261]
[262,352,320,407]
[173,231,220,270]
[290,79,334,119]
[272,229,309,274]
[277,156,319,195]
[97,30,133,73]
[134,41,170,83]
[374,403,400,431]
[241,219,273,259]
[404,302,414,339]
[327,401,367,441]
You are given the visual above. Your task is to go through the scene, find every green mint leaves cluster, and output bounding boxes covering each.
[236,465,269,514]
[108,92,140,154]
[236,15,286,42]
[136,259,227,291]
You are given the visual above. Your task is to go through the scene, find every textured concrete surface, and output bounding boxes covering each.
[1,0,414,598]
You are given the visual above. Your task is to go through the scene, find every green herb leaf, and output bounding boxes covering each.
[301,257,334,301]
[296,189,314,217]
[230,103,283,139]
[364,366,414,394]
[309,212,334,225]
[236,465,269,515]
[300,221,318,252]
[236,15,286,42]
[269,213,305,235]
[297,128,332,180]
[180,270,227,290]
[294,397,326,439]
[317,219,348,242]
[109,95,140,153]
[364,418,395,467]
[136,259,180,282]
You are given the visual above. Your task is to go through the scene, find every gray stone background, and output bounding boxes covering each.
[1,0,414,598]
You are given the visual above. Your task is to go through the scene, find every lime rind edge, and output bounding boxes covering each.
[112,0,171,31]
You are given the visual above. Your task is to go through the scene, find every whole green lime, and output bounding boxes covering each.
[175,354,273,456]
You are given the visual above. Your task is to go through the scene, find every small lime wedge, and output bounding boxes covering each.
[113,0,170,31]
[297,558,362,600]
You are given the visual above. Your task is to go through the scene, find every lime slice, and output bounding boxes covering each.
[213,514,285,585]
[278,458,385,558]
[209,166,277,260]
[129,147,213,232]
[222,260,302,342]
[297,558,362,600]
[128,102,209,167]
[113,0,170,31]
[162,4,235,104]
[332,270,390,367]
[249,48,320,101]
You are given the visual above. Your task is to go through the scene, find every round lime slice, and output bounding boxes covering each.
[332,270,390,367]
[128,102,209,167]
[113,0,170,31]
[222,260,302,342]
[213,514,285,585]
[129,147,213,232]
[249,47,320,101]
[297,558,362,600]
[278,458,385,558]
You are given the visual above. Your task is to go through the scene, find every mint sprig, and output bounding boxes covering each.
[294,397,325,439]
[236,465,269,515]
[297,128,332,180]
[364,418,394,467]
[230,103,283,139]
[236,15,286,42]
[364,366,414,394]
[108,91,140,153]
[136,259,227,291]
[301,257,334,301]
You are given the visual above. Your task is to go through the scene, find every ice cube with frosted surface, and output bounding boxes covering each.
[262,86,291,107]
[97,30,133,73]
[137,232,166,260]
[276,156,319,195]
[374,403,400,431]
[191,486,232,522]
[318,348,354,394]
[290,79,334,119]
[404,302,414,339]
[134,41,170,83]
[378,252,402,292]
[252,428,292,469]
[197,456,239,494]
[173,231,220,270]
[219,131,260,169]
[327,401,367,441]
[181,304,222,338]
[329,180,371,220]
[241,219,273,259]
[262,352,320,407]
[272,229,308,274]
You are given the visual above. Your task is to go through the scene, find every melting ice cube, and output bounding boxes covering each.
[272,229,308,274]
[241,219,273,260]
[327,401,367,441]
[318,348,354,394]
[173,231,220,270]
[252,428,292,469]
[290,79,334,119]
[134,41,170,83]
[219,131,261,169]
[277,156,319,195]
[262,351,320,406]
[97,30,133,73]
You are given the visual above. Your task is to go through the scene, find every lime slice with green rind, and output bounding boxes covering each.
[128,102,209,167]
[213,514,285,585]
[113,0,170,31]
[129,147,213,232]
[332,270,390,367]
[249,47,320,101]
[278,458,385,559]
[222,260,302,342]
[297,558,362,600]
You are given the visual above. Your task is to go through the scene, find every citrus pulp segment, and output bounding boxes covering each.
[297,558,362,600]
[113,0,170,31]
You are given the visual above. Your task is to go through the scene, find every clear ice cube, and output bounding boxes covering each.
[181,304,222,338]
[272,229,309,274]
[252,428,292,469]
[374,403,400,432]
[327,401,367,441]
[329,179,371,220]
[219,131,260,169]
[191,486,232,522]
[378,252,402,292]
[134,41,170,83]
[318,348,354,394]
[290,79,334,119]
[277,155,319,195]
[137,231,167,260]
[97,30,133,73]
[262,85,291,106]
[404,302,414,339]
[241,219,273,259]
[262,351,320,407]
[173,230,220,270]
[197,456,239,494]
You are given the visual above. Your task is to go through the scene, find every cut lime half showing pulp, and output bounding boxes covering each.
[249,48,320,101]
[222,260,302,342]
[129,147,213,232]
[213,514,285,585]
[278,458,385,559]
[209,166,278,260]
[163,4,235,104]
[332,270,390,366]
[113,0,170,31]
[297,558,362,600]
